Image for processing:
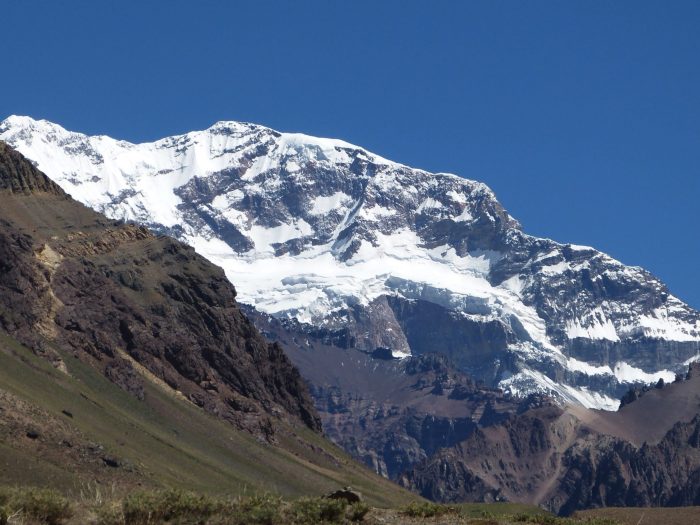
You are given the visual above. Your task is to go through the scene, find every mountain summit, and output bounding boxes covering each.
[2,115,699,409]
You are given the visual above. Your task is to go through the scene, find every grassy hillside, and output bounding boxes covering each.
[0,330,415,507]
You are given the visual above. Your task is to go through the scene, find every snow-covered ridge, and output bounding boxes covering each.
[0,115,513,324]
[2,114,699,409]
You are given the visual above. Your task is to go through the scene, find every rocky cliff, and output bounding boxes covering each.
[402,364,700,514]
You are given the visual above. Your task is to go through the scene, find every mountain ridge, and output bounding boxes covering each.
[2,115,699,411]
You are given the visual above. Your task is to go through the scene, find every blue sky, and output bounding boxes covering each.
[2,1,699,307]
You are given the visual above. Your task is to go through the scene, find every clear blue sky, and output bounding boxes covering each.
[2,1,699,308]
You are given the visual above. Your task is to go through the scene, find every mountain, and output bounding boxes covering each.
[0,142,415,505]
[3,115,698,411]
[402,363,700,514]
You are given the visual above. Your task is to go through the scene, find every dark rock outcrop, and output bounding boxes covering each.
[0,142,66,195]
[325,487,363,504]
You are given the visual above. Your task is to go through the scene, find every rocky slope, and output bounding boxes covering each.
[0,141,319,437]
[247,305,533,479]
[402,363,700,514]
[2,115,698,410]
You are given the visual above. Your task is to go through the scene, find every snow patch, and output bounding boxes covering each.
[566,311,620,342]
[501,368,620,410]
[446,190,468,204]
[540,260,570,275]
[612,362,676,384]
[360,205,397,221]
[452,206,473,222]
[564,357,676,385]
[416,198,444,213]
[309,192,351,215]
[247,219,314,255]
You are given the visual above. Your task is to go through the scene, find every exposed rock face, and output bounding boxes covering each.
[2,116,699,409]
[248,306,526,479]
[555,416,700,513]
[0,142,320,437]
[402,368,700,514]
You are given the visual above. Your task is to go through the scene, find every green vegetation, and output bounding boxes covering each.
[9,486,687,525]
[401,501,459,518]
[510,513,619,524]
[456,503,551,519]
[0,487,372,524]
[395,502,626,525]
[120,490,219,525]
[346,502,370,522]
[222,494,282,525]
[0,487,72,525]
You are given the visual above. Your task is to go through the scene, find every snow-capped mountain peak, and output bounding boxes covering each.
[2,115,699,409]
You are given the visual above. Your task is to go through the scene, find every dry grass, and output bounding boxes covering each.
[5,486,697,525]
[0,487,633,525]
[574,506,700,525]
